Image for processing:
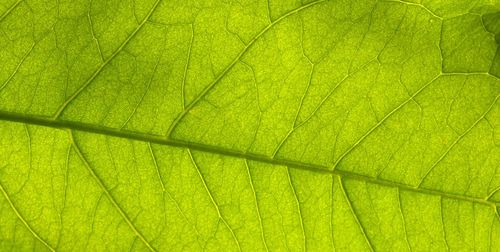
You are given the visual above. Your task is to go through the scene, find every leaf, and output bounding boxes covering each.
[0,0,499,251]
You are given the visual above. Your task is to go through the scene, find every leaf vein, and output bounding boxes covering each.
[286,168,306,251]
[69,131,157,252]
[0,182,55,252]
[397,188,412,252]
[0,0,22,23]
[337,177,374,252]
[332,74,441,170]
[166,0,327,137]
[244,160,269,252]
[0,111,499,208]
[52,0,164,119]
[417,94,500,187]
[187,149,242,252]
[0,42,35,92]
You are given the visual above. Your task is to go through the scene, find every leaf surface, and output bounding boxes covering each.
[0,0,499,251]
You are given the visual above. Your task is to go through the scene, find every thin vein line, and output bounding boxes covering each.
[0,42,35,92]
[151,155,203,247]
[273,58,377,153]
[120,37,165,129]
[397,188,412,252]
[69,131,156,252]
[181,24,194,110]
[57,142,71,249]
[472,203,476,250]
[240,60,262,149]
[332,74,441,171]
[0,182,55,252]
[488,48,499,78]
[440,197,450,251]
[244,160,269,252]
[187,149,242,251]
[166,191,203,244]
[272,63,314,157]
[330,177,336,251]
[0,111,499,208]
[265,0,272,23]
[337,177,374,251]
[148,143,165,192]
[52,0,163,119]
[166,0,327,137]
[87,2,104,63]
[128,237,138,252]
[87,193,103,249]
[148,143,199,247]
[16,124,32,194]
[286,168,306,251]
[0,0,22,23]
[382,0,442,20]
[486,186,500,200]
[417,94,500,187]
[488,208,495,249]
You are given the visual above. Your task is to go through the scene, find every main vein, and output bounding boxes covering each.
[0,110,498,208]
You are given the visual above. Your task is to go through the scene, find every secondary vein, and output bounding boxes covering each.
[0,182,56,252]
[69,130,157,252]
[165,0,327,137]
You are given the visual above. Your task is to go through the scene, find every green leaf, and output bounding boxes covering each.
[0,0,499,251]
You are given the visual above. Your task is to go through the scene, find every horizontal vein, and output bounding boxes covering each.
[0,111,498,208]
[0,182,55,252]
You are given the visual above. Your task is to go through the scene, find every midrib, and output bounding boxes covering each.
[0,110,498,208]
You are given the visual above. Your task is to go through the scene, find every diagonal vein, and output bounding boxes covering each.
[330,177,336,251]
[0,0,22,23]
[337,177,374,252]
[439,197,450,251]
[52,0,163,119]
[187,149,242,251]
[120,37,165,130]
[0,42,35,92]
[166,0,327,137]
[244,160,270,252]
[397,188,412,251]
[286,168,307,251]
[332,74,441,171]
[69,130,157,252]
[417,94,500,187]
[0,110,499,208]
[0,182,55,252]
[149,143,204,248]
